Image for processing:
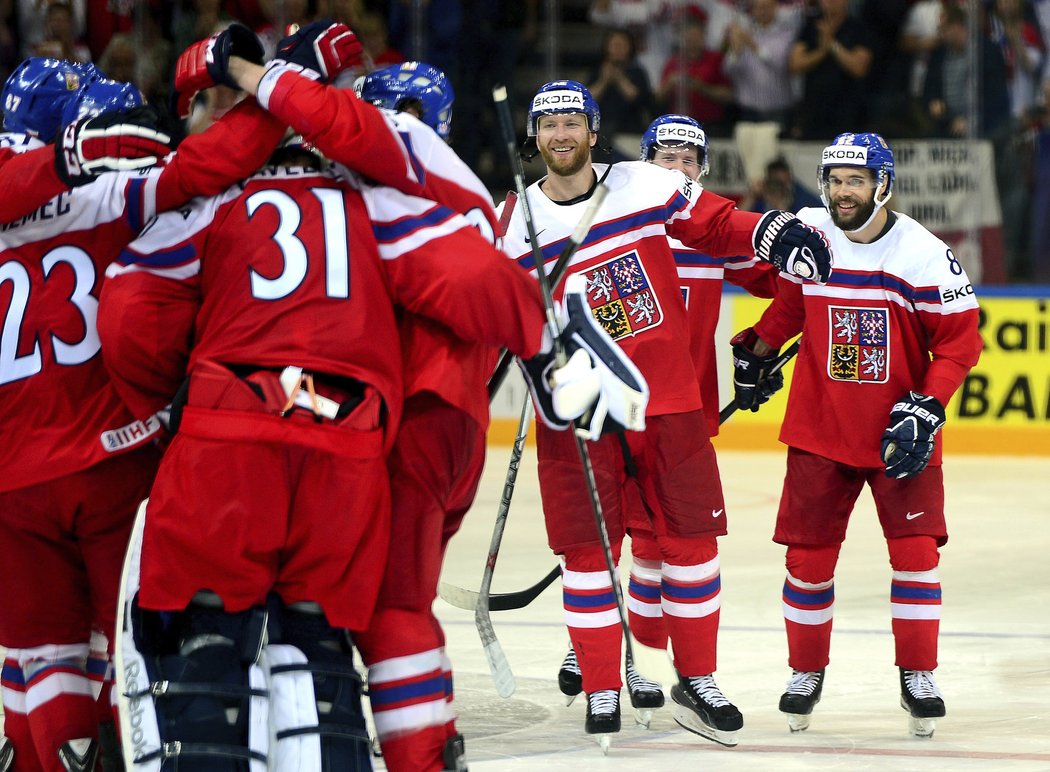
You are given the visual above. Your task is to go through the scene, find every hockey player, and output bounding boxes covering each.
[730,132,981,738]
[0,34,342,772]
[502,80,833,748]
[558,114,781,721]
[98,108,647,772]
[178,48,506,771]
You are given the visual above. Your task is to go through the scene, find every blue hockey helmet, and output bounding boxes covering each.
[359,62,454,140]
[640,114,709,176]
[527,80,599,137]
[60,77,143,129]
[818,132,894,199]
[1,57,98,142]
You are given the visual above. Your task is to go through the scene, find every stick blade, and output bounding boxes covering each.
[483,639,517,698]
[438,581,479,611]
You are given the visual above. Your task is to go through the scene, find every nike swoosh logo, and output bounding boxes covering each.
[524,229,546,244]
[712,509,723,518]
[905,511,925,520]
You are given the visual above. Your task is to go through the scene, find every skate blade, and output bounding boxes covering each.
[594,734,612,754]
[908,715,936,738]
[563,693,578,707]
[634,708,654,729]
[784,712,811,733]
[672,703,739,747]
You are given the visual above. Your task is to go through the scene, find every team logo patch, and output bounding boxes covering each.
[580,251,663,340]
[827,306,889,383]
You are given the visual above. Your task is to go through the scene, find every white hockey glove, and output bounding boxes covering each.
[880,391,945,479]
[520,274,649,441]
[753,210,833,284]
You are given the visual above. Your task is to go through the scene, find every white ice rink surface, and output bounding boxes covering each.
[425,448,1050,771]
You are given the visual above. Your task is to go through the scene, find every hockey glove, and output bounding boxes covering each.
[730,327,784,412]
[880,391,945,479]
[271,20,364,83]
[172,22,264,117]
[520,274,649,441]
[55,105,175,187]
[753,210,833,284]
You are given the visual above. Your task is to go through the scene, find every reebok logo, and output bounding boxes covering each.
[905,511,925,520]
[712,509,723,518]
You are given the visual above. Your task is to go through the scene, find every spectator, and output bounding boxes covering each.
[17,0,84,57]
[0,0,17,85]
[858,0,915,134]
[172,0,231,55]
[924,5,1012,138]
[589,0,673,89]
[1030,78,1050,281]
[723,0,801,129]
[788,0,873,139]
[255,0,310,59]
[657,11,734,137]
[32,0,90,62]
[356,10,403,68]
[587,27,654,143]
[900,0,947,100]
[98,32,165,105]
[738,156,823,214]
[988,0,1046,121]
[388,0,461,81]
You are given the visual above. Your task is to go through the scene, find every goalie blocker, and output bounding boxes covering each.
[519,274,649,441]
[115,506,372,772]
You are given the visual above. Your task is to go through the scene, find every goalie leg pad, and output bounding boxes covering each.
[117,508,268,772]
[268,603,371,771]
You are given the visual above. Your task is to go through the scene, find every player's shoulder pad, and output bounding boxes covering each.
[890,212,977,309]
[612,160,702,207]
[794,205,831,230]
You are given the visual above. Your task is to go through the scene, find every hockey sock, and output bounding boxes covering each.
[2,655,45,772]
[562,547,623,693]
[367,647,454,772]
[660,541,721,677]
[783,544,841,672]
[627,528,667,650]
[888,535,941,671]
[18,646,99,772]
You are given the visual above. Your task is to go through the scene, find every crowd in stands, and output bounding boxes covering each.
[0,0,1047,281]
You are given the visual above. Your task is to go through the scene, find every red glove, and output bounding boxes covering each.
[55,105,174,187]
[173,23,264,118]
[271,20,364,82]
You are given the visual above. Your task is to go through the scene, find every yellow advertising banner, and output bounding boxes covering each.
[717,292,1050,456]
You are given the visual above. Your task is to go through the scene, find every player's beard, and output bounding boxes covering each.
[540,141,591,178]
[830,194,876,231]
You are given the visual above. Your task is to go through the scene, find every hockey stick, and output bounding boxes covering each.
[454,337,803,613]
[439,565,560,612]
[492,84,640,696]
[717,336,801,424]
[475,396,532,698]
[487,180,609,400]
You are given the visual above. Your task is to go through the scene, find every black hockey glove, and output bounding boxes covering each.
[753,210,833,284]
[730,327,784,412]
[172,22,264,117]
[880,391,945,479]
[520,275,648,441]
[55,105,175,187]
[272,20,365,83]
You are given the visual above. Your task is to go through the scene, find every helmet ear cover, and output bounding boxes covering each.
[526,79,600,137]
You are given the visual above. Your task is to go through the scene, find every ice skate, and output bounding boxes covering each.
[558,644,582,706]
[626,659,664,728]
[585,689,621,754]
[900,668,945,738]
[670,674,742,747]
[0,735,12,772]
[779,669,824,732]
